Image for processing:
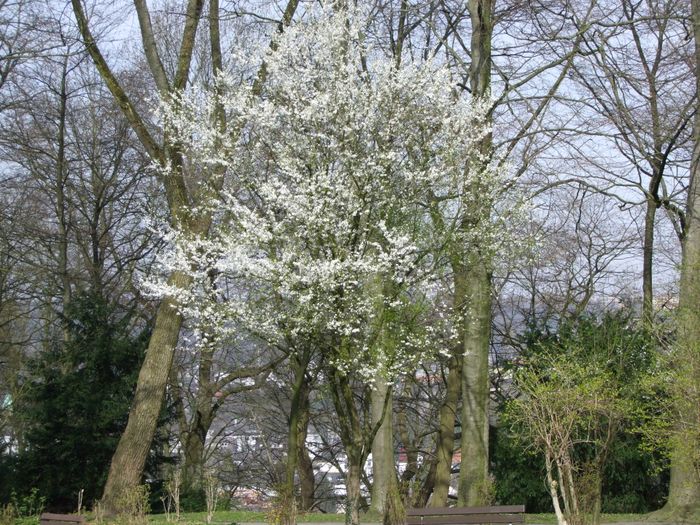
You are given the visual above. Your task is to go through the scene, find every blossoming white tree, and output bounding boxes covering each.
[147,6,503,524]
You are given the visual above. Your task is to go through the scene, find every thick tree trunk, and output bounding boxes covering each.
[430,355,462,506]
[101,272,189,512]
[456,0,494,506]
[663,0,700,516]
[457,258,492,506]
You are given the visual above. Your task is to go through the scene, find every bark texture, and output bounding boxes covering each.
[457,256,492,506]
[430,355,462,507]
[296,379,315,512]
[370,376,393,512]
[101,274,189,509]
[663,0,700,513]
[456,0,494,507]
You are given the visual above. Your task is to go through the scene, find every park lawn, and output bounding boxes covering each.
[10,511,655,525]
[147,511,650,525]
[525,514,650,524]
[148,510,358,524]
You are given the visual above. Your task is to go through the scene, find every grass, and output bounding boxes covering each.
[4,510,669,525]
[524,514,650,524]
[148,511,654,525]
[148,510,353,524]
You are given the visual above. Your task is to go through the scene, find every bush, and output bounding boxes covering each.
[4,292,171,511]
[493,311,670,518]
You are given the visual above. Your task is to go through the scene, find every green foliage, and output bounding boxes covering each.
[491,425,551,512]
[494,311,670,515]
[8,292,150,511]
[10,488,46,517]
[600,433,669,513]
[179,489,207,512]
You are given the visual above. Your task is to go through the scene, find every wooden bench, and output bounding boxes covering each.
[40,513,86,525]
[407,505,525,525]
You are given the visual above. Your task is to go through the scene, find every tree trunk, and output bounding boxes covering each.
[282,358,312,525]
[642,198,656,325]
[457,257,492,506]
[296,378,315,512]
[346,458,363,525]
[395,385,420,503]
[545,453,568,525]
[457,0,494,506]
[415,457,437,508]
[182,426,206,494]
[180,400,217,497]
[430,355,462,507]
[642,161,665,328]
[101,271,189,512]
[662,0,700,517]
[56,51,71,342]
[370,376,394,513]
[327,365,376,525]
[181,340,218,494]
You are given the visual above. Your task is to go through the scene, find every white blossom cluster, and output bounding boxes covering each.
[144,6,506,380]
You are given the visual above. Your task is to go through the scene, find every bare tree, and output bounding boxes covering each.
[568,0,693,324]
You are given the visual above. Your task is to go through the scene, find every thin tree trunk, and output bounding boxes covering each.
[56,50,71,340]
[561,451,579,517]
[282,356,311,525]
[181,338,217,494]
[591,470,602,525]
[545,453,568,525]
[642,198,656,324]
[181,416,207,493]
[327,365,380,525]
[415,456,437,508]
[395,385,420,503]
[642,162,664,327]
[296,376,315,512]
[430,355,462,507]
[555,458,571,518]
[346,459,363,525]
